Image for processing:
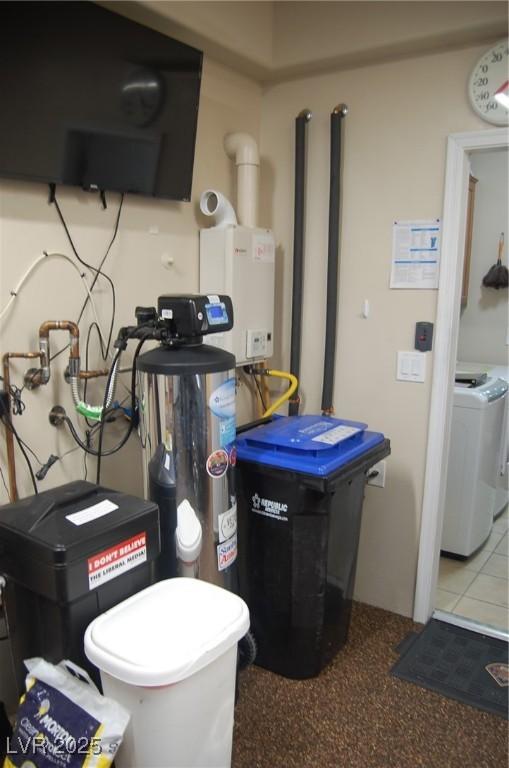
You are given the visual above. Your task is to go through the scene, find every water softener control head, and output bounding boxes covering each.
[116,294,234,349]
[158,294,233,340]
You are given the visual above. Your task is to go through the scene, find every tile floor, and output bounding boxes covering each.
[435,506,509,633]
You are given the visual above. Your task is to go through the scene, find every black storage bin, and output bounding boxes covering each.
[236,415,390,679]
[0,481,160,692]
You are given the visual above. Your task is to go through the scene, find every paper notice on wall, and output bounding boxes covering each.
[390,219,441,289]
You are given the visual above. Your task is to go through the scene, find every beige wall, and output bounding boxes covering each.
[101,0,275,80]
[0,58,262,504]
[457,149,508,366]
[259,43,496,616]
[272,2,507,76]
[111,1,507,82]
[138,1,274,69]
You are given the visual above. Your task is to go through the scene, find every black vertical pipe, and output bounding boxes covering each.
[321,104,348,415]
[289,109,312,417]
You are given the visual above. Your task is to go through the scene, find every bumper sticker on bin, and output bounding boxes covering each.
[217,533,237,571]
[88,532,147,590]
[251,493,288,522]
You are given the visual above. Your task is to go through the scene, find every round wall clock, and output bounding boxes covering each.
[468,39,509,126]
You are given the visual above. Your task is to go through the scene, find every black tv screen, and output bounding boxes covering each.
[0,2,202,201]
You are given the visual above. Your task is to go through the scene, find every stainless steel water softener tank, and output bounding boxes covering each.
[137,343,238,591]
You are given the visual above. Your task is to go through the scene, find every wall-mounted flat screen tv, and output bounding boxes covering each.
[0,2,203,201]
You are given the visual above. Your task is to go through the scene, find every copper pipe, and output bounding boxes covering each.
[38,320,80,384]
[39,319,79,345]
[78,366,131,380]
[79,368,110,380]
[2,351,42,501]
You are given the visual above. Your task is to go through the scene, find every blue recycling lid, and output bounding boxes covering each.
[236,415,385,477]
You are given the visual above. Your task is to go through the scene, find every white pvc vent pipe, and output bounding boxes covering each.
[224,132,259,228]
[199,189,237,228]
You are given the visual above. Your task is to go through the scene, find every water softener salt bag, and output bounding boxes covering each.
[3,658,129,768]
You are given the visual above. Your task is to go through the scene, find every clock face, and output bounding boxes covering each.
[468,40,509,126]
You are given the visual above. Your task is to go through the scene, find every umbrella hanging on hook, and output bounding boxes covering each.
[482,232,508,289]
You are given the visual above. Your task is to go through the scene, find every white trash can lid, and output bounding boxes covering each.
[84,578,250,687]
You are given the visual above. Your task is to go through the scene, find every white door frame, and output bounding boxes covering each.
[413,127,509,625]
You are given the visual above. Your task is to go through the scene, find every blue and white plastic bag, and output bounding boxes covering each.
[4,658,129,768]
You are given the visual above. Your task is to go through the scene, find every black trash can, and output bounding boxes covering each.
[0,481,160,692]
[236,415,390,679]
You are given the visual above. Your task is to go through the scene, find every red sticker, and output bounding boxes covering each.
[88,532,147,590]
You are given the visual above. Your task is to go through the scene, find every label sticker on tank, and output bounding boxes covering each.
[87,532,147,590]
[66,499,119,526]
[217,533,237,571]
[206,449,229,478]
[219,416,236,447]
[209,378,235,419]
[218,502,237,543]
[311,425,361,445]
[252,233,275,263]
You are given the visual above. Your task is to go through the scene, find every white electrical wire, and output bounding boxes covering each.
[0,251,47,321]
[0,251,110,354]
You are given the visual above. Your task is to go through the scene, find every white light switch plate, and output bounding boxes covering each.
[397,351,426,382]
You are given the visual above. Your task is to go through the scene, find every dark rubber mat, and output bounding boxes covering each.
[391,619,508,718]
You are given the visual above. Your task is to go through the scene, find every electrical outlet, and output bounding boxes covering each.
[367,460,386,488]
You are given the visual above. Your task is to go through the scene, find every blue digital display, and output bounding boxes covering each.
[205,302,229,325]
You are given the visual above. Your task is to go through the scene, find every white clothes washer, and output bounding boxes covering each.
[441,376,508,558]
[457,362,509,518]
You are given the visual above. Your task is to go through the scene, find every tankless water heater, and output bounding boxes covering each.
[199,194,275,366]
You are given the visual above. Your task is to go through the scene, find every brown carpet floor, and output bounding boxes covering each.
[232,602,508,768]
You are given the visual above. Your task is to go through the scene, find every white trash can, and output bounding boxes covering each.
[84,578,250,768]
